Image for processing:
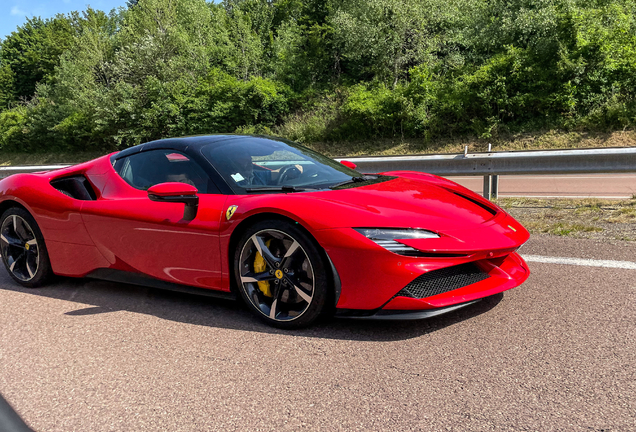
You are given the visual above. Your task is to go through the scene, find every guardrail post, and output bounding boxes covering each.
[482,175,492,199]
[483,174,499,199]
[491,175,499,198]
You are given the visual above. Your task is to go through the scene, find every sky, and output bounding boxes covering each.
[1,0,128,40]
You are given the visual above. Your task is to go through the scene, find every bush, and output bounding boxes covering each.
[185,69,292,135]
[334,83,414,139]
[0,107,28,151]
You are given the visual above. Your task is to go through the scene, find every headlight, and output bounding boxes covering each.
[355,228,439,240]
[354,228,439,256]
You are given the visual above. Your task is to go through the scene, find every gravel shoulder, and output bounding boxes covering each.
[499,197,636,242]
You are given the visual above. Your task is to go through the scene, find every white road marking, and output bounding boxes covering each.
[523,254,636,270]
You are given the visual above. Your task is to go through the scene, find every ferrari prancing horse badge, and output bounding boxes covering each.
[226,205,238,220]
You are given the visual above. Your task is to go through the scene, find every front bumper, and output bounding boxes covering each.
[314,225,530,317]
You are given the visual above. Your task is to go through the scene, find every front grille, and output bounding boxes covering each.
[396,263,490,299]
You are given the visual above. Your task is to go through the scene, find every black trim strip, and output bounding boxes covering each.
[335,300,480,320]
[86,269,237,300]
[451,191,498,216]
[325,253,342,307]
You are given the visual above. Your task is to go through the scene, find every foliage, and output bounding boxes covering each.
[0,15,77,104]
[0,0,635,152]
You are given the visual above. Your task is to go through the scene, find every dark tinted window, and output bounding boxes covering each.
[114,150,213,192]
[200,137,361,193]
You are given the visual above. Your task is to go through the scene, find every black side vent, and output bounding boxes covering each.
[50,175,97,200]
[452,191,498,216]
[396,263,490,299]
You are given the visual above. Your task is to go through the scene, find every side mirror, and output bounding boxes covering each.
[340,160,357,170]
[148,182,199,221]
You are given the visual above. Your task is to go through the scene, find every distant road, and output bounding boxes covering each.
[448,173,636,199]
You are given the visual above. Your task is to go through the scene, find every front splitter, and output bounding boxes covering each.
[335,299,481,320]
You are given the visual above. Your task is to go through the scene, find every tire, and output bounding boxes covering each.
[233,219,329,329]
[0,207,53,288]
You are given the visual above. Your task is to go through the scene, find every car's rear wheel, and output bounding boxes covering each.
[0,207,52,287]
[234,219,329,329]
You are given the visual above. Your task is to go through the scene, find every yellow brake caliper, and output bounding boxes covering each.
[254,239,272,297]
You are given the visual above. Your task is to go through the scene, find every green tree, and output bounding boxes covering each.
[0,15,77,102]
[331,0,440,86]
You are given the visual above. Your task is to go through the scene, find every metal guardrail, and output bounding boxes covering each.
[337,147,636,175]
[2,147,635,198]
[338,147,636,198]
[0,165,69,177]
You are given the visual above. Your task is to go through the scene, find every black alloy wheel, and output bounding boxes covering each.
[0,208,52,287]
[234,219,329,329]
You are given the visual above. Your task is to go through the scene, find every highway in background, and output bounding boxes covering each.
[2,163,636,199]
[448,173,636,199]
[0,235,634,431]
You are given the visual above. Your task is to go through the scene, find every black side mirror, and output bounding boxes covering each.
[147,182,199,221]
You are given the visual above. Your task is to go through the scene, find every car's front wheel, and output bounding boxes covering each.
[234,219,329,329]
[0,207,52,287]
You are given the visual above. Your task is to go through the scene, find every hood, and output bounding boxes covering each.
[297,176,500,231]
[232,174,528,253]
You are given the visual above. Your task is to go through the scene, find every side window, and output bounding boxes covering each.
[114,150,213,192]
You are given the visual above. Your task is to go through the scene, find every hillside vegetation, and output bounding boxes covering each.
[0,0,635,155]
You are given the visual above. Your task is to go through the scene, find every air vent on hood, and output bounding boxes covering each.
[450,191,498,216]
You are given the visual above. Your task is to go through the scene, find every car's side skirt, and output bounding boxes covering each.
[85,269,237,300]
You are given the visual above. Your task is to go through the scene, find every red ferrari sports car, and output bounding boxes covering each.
[0,135,529,328]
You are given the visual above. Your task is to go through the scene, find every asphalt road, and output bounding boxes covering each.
[0,235,634,431]
[448,173,636,198]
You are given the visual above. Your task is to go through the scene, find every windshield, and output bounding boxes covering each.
[200,137,364,193]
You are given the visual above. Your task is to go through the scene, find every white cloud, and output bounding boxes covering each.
[10,6,27,16]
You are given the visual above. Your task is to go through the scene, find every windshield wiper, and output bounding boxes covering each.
[329,176,371,189]
[244,186,316,193]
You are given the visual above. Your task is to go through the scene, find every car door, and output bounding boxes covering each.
[81,149,228,291]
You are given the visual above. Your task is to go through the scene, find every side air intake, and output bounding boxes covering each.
[50,175,97,200]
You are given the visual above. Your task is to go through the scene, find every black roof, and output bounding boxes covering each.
[112,134,283,160]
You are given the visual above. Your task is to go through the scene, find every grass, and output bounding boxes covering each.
[0,151,107,166]
[1,128,635,164]
[497,197,636,241]
[306,128,636,157]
